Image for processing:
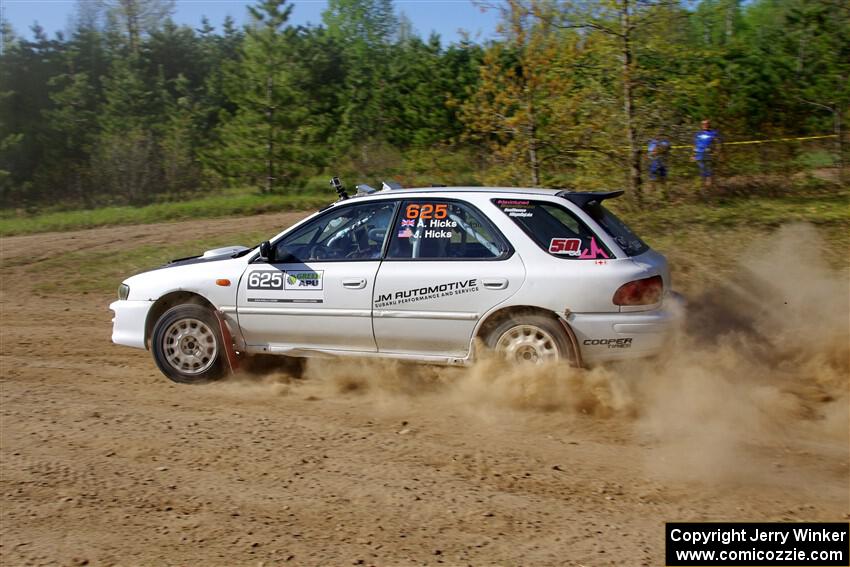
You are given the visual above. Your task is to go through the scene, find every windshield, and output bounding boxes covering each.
[274,201,396,262]
[584,203,649,256]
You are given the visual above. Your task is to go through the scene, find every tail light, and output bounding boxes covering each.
[613,275,663,306]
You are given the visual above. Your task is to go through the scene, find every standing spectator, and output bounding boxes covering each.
[647,135,671,196]
[692,119,721,191]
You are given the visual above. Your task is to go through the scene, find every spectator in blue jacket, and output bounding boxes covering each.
[692,119,721,190]
[647,135,671,196]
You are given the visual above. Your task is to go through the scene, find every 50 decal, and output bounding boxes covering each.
[247,270,284,290]
[549,238,582,256]
[405,203,448,220]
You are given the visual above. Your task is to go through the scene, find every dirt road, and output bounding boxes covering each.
[1,214,847,566]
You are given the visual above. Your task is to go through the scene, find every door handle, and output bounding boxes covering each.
[482,278,508,290]
[342,278,367,289]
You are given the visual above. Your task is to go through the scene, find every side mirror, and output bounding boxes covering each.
[258,241,275,263]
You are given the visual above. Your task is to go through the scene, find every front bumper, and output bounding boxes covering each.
[109,300,153,350]
[568,292,685,364]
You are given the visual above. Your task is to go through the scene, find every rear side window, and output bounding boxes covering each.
[584,203,649,256]
[492,199,612,259]
[387,200,509,260]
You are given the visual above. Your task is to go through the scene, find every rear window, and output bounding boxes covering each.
[583,203,649,256]
[492,199,612,259]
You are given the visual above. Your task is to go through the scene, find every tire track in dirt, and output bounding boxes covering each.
[0,211,310,267]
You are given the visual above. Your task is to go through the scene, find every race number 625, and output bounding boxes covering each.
[406,203,448,220]
[247,271,284,290]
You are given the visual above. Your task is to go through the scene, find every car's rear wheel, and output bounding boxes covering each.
[485,314,573,365]
[152,304,225,384]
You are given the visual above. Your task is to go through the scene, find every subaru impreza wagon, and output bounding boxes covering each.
[110,183,681,383]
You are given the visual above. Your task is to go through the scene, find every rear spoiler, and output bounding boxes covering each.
[556,190,624,208]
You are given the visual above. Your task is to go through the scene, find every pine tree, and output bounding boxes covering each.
[0,90,23,205]
[161,74,202,195]
[44,70,100,206]
[462,0,564,186]
[322,0,398,164]
[101,0,176,53]
[211,0,308,192]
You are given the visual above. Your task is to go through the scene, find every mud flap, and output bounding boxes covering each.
[557,315,584,369]
[214,310,240,373]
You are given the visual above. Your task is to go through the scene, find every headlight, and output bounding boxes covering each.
[118,284,130,300]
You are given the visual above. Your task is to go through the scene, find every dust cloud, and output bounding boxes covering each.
[633,223,849,480]
[225,223,849,481]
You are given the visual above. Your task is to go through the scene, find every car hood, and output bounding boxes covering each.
[161,245,252,269]
[121,248,251,302]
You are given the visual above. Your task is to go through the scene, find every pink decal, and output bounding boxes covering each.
[580,237,610,259]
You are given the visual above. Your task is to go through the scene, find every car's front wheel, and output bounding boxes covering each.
[485,314,574,365]
[151,304,225,384]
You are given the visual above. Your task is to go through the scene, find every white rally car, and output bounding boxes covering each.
[110,182,681,383]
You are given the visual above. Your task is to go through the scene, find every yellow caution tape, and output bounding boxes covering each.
[563,134,837,154]
[670,133,838,149]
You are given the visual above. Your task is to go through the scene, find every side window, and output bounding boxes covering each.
[387,200,508,260]
[492,199,612,259]
[274,201,396,262]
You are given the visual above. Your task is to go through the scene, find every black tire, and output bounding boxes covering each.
[151,304,226,384]
[484,314,574,365]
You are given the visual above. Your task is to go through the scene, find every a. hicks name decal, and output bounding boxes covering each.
[397,218,458,240]
[396,203,459,240]
[374,279,479,308]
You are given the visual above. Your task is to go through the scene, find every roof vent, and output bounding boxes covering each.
[356,184,377,195]
[381,181,403,191]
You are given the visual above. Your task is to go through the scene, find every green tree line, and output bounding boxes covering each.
[0,0,847,209]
